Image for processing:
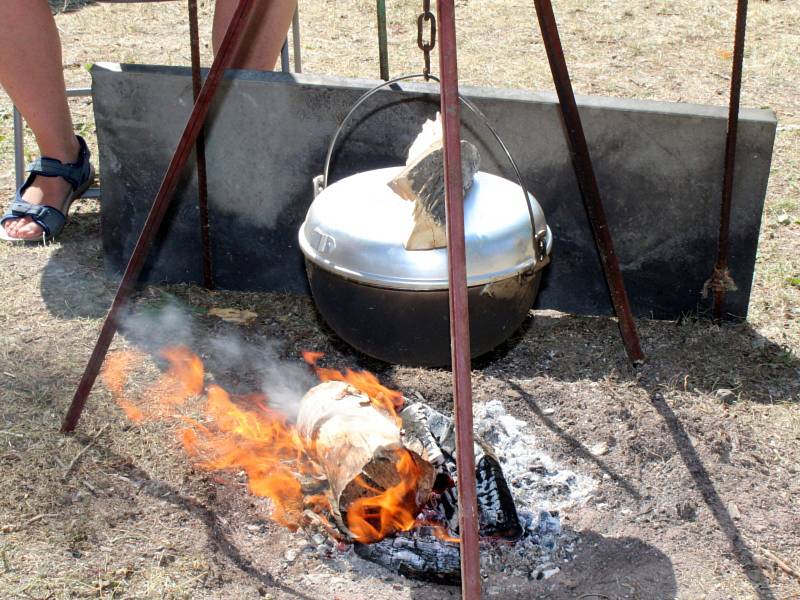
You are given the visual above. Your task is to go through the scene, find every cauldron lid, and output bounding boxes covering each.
[298,166,551,291]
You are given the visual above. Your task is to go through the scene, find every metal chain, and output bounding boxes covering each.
[417,0,437,80]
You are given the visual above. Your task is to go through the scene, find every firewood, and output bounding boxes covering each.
[295,381,435,538]
[388,114,481,250]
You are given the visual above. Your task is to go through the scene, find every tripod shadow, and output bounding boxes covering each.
[646,391,777,600]
[74,432,315,600]
[506,380,778,600]
[487,310,799,404]
[508,381,640,501]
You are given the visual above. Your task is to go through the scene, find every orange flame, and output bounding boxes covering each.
[180,384,324,529]
[302,351,404,417]
[346,449,422,543]
[103,346,324,530]
[102,346,203,422]
[104,346,448,543]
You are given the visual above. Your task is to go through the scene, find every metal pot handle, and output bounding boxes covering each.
[317,73,549,264]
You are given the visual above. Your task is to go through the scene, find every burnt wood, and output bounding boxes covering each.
[353,528,461,586]
[401,402,523,540]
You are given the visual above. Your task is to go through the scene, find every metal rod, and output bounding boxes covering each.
[436,1,480,597]
[188,0,214,290]
[280,38,290,73]
[13,106,24,188]
[533,0,644,364]
[712,0,748,320]
[376,0,389,80]
[61,0,257,433]
[292,5,302,73]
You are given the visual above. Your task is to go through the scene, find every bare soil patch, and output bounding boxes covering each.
[0,1,798,599]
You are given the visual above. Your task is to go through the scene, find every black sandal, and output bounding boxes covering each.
[0,135,95,243]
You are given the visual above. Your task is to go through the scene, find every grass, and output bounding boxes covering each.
[0,1,797,599]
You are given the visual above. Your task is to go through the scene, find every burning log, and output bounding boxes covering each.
[296,381,435,541]
[105,346,536,583]
[388,114,481,250]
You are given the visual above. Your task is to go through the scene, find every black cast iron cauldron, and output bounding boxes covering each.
[298,76,552,367]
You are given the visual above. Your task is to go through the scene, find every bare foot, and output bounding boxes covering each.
[3,140,81,241]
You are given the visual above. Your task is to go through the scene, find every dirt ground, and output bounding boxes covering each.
[0,1,798,599]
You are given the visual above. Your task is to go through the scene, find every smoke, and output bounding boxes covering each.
[118,297,315,419]
[205,331,314,419]
[119,301,196,353]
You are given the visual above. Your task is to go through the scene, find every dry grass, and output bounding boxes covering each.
[0,1,798,599]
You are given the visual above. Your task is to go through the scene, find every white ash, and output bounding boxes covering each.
[479,510,573,586]
[474,399,597,513]
[474,399,595,582]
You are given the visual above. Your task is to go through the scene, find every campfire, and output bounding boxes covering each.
[103,346,573,584]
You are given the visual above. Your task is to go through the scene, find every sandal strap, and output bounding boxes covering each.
[25,135,92,191]
[0,198,31,224]
[27,157,84,189]
[8,198,35,216]
[2,135,91,241]
[1,197,65,238]
[25,204,65,238]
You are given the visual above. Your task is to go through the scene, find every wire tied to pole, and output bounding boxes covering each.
[417,0,437,80]
[702,266,738,299]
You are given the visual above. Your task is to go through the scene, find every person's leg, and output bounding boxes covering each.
[0,0,82,240]
[213,0,297,71]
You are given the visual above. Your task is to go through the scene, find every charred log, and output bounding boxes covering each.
[353,527,461,586]
[475,454,523,539]
[400,402,522,540]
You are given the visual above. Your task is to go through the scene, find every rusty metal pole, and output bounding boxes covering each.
[188,0,214,290]
[61,0,256,433]
[712,0,748,320]
[436,1,481,597]
[533,0,644,363]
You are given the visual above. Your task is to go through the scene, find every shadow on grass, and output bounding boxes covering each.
[74,433,316,600]
[507,382,778,600]
[404,530,678,600]
[40,208,114,320]
[508,381,641,502]
[484,311,799,405]
[646,391,777,600]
